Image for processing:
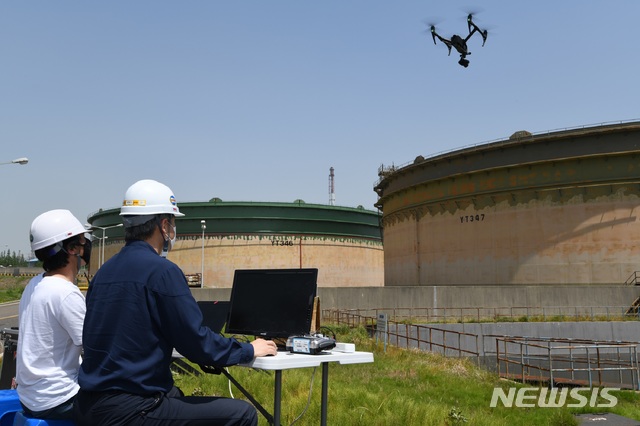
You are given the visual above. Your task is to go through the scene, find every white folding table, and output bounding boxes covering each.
[237,350,374,426]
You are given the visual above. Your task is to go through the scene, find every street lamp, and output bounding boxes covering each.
[91,223,124,267]
[0,157,28,166]
[201,220,206,288]
[90,234,105,267]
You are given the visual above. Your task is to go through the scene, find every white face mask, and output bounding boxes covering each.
[161,225,177,258]
[169,225,177,249]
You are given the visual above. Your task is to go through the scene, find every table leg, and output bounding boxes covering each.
[211,366,273,424]
[274,370,282,426]
[321,363,329,426]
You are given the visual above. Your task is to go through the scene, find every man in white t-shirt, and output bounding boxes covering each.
[16,209,91,420]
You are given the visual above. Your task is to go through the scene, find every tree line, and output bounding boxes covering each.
[0,249,28,267]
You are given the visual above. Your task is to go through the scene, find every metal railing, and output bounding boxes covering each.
[490,336,640,390]
[324,309,640,389]
[324,309,479,360]
[625,271,640,285]
[324,306,638,323]
[375,119,640,187]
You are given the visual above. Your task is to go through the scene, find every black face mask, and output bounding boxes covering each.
[80,239,92,265]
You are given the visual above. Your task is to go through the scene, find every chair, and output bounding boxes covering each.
[0,390,21,426]
[12,412,75,426]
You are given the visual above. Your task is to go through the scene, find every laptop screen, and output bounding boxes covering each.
[226,268,318,339]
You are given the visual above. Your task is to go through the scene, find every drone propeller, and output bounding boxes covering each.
[429,25,437,45]
[461,7,484,18]
[462,7,483,29]
[423,17,444,27]
[425,22,453,55]
[423,18,442,35]
[423,19,441,45]
[465,11,490,46]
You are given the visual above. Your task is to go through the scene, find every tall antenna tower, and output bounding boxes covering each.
[329,167,335,206]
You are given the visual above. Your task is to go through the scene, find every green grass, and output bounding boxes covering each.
[0,276,638,424]
[173,325,640,426]
[0,276,28,303]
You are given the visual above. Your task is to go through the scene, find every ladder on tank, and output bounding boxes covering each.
[625,296,640,317]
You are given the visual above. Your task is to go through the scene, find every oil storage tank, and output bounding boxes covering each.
[374,121,640,287]
[87,200,383,288]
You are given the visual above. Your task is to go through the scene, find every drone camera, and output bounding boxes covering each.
[458,58,470,68]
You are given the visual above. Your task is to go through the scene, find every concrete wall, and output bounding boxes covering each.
[0,267,41,277]
[192,284,640,314]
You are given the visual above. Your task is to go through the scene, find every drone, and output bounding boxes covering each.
[430,14,488,67]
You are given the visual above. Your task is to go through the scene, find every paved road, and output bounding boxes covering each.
[0,301,19,330]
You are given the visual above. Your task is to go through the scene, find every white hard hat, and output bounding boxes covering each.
[120,179,185,217]
[30,209,88,252]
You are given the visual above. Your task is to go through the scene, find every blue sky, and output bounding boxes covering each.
[1,1,639,256]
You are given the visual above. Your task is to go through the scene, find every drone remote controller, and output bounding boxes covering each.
[286,335,336,355]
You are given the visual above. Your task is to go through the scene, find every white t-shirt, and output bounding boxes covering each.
[16,273,85,411]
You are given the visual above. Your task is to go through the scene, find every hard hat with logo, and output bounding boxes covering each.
[30,209,88,253]
[120,179,185,220]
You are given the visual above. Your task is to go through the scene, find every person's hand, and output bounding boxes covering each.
[251,338,278,357]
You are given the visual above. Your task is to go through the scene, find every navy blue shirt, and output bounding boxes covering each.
[79,240,254,394]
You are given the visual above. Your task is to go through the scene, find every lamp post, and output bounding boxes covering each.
[201,220,206,288]
[0,157,28,166]
[91,223,123,267]
[91,235,105,267]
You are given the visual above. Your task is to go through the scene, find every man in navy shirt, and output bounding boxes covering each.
[75,179,277,426]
